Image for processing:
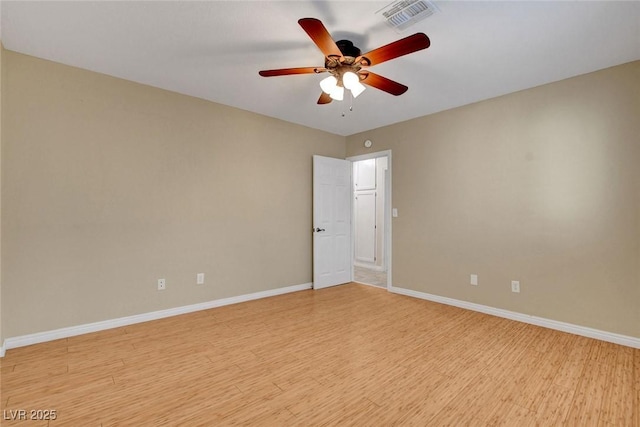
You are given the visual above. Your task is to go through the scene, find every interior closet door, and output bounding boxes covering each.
[354,191,376,263]
[353,158,377,265]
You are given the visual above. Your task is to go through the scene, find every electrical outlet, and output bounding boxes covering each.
[157,278,166,291]
[511,280,520,293]
[196,273,205,285]
[470,274,478,286]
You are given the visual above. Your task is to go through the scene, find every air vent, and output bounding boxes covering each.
[377,0,439,32]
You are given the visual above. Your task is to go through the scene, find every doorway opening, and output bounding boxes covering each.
[348,151,391,289]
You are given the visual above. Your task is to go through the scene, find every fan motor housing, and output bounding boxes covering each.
[325,39,369,73]
[336,40,361,57]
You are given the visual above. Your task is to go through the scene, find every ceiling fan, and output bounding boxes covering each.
[259,18,431,104]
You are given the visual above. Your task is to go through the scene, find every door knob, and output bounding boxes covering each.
[314,228,326,232]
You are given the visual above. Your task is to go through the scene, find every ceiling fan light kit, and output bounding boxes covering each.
[258,18,430,105]
[342,71,366,98]
[320,71,366,100]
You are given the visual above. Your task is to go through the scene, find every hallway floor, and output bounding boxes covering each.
[354,265,387,288]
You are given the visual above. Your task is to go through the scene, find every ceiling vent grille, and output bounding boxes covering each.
[377,0,439,32]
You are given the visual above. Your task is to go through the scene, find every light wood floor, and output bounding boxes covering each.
[1,284,638,426]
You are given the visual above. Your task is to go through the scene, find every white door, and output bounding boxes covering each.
[354,158,376,190]
[313,155,352,289]
[354,191,376,264]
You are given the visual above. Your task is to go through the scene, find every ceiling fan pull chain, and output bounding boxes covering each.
[341,93,354,117]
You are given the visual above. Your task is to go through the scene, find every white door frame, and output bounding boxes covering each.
[346,150,392,290]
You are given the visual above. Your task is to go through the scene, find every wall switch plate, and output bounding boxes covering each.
[392,208,398,218]
[511,280,520,293]
[157,278,166,291]
[470,274,478,286]
[197,273,205,285]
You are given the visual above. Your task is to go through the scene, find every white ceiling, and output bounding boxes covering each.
[2,1,639,136]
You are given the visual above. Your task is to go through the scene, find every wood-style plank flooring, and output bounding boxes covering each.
[1,284,638,426]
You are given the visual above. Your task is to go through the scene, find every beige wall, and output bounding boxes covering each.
[347,61,640,338]
[1,51,345,338]
[2,48,638,342]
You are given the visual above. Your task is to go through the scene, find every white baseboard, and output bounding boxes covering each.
[390,285,640,349]
[1,282,312,356]
[5,282,636,356]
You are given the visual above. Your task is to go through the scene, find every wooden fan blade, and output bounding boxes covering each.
[360,72,408,96]
[317,92,332,104]
[259,67,321,77]
[298,18,342,58]
[359,33,430,66]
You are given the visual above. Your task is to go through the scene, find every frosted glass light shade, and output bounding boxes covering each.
[329,85,344,101]
[350,81,366,98]
[342,72,360,90]
[320,76,338,94]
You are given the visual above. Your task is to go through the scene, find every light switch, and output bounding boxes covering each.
[470,274,478,286]
[392,208,398,218]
